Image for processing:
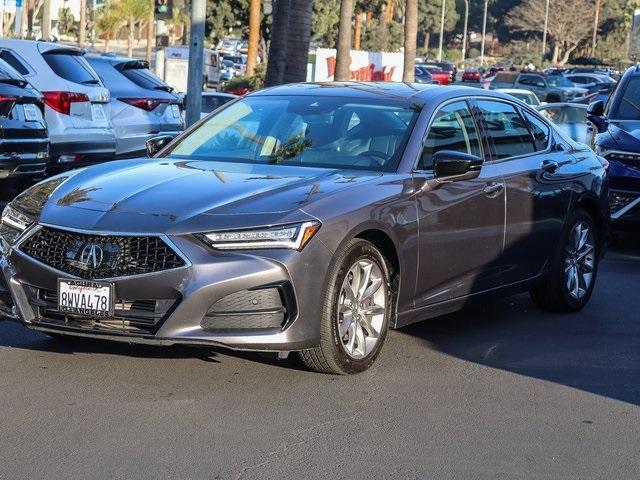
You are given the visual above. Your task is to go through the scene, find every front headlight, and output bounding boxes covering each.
[200,221,321,250]
[1,204,32,232]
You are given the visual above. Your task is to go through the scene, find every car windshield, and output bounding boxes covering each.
[167,96,419,171]
[547,76,575,88]
[610,77,640,120]
[510,92,537,105]
[539,106,587,124]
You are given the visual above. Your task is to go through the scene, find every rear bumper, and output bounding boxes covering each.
[0,138,49,178]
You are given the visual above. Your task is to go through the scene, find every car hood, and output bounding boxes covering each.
[602,120,640,185]
[35,159,380,234]
[607,120,640,146]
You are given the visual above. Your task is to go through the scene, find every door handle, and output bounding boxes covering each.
[483,182,504,196]
[541,160,559,173]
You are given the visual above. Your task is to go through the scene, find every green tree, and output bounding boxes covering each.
[95,2,122,52]
[116,0,151,57]
[418,0,459,53]
[207,0,249,45]
[312,0,340,47]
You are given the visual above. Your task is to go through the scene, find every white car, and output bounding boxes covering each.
[0,40,116,170]
[496,88,541,106]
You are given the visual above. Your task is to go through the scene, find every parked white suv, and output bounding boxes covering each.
[0,40,116,171]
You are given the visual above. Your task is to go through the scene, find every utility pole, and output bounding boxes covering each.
[42,0,52,40]
[437,0,446,62]
[480,0,488,66]
[591,0,601,57]
[541,0,549,66]
[185,0,205,127]
[461,0,469,63]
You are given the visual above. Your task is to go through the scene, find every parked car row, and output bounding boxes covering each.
[0,40,185,184]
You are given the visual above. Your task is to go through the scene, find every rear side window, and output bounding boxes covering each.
[476,100,535,160]
[610,76,640,120]
[42,51,99,84]
[119,64,172,91]
[420,101,481,170]
[522,110,550,151]
[0,50,29,75]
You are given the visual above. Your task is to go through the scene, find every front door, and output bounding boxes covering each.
[413,100,506,308]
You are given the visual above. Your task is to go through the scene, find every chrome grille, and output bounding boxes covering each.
[20,227,185,279]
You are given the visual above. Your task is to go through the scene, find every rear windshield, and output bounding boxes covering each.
[610,76,640,120]
[202,95,235,113]
[0,57,25,81]
[119,63,173,91]
[42,51,100,85]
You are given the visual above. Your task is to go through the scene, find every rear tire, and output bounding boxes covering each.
[530,209,600,312]
[298,239,392,374]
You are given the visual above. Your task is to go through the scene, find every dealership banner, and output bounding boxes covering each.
[314,48,404,82]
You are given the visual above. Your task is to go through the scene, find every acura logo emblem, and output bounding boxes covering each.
[79,243,104,269]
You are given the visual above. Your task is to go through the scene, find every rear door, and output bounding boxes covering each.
[477,99,573,282]
[39,47,110,129]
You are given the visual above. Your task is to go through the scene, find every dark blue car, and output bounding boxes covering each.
[588,65,640,227]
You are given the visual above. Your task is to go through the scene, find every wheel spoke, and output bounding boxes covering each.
[339,310,353,337]
[361,277,382,301]
[360,314,380,338]
[345,321,357,355]
[354,322,366,356]
[357,263,373,301]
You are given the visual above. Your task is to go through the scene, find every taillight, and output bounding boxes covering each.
[0,95,17,116]
[119,98,169,111]
[42,91,89,115]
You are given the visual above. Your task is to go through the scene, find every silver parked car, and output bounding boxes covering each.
[86,54,184,159]
[0,84,609,374]
[0,40,115,170]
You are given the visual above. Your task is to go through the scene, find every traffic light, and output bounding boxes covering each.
[154,0,171,20]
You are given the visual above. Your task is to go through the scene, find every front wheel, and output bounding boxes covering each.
[298,239,392,374]
[530,209,600,312]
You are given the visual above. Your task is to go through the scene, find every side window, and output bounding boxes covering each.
[522,110,551,151]
[476,100,536,159]
[419,101,481,170]
[518,76,532,86]
[0,50,29,75]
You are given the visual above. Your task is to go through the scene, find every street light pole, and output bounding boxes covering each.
[437,0,446,62]
[461,0,469,63]
[541,0,549,66]
[480,0,488,66]
[185,0,205,127]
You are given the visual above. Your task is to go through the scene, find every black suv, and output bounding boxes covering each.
[0,58,48,187]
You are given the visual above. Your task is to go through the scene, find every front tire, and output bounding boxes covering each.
[530,209,600,312]
[298,239,392,374]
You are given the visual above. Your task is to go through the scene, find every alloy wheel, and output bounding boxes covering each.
[564,221,596,300]
[337,258,387,359]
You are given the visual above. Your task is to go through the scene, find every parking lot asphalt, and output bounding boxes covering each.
[0,233,638,479]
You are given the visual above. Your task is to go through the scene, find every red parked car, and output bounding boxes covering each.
[417,65,451,85]
[462,68,482,82]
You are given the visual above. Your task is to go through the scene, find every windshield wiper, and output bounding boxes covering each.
[81,79,100,85]
[153,85,174,92]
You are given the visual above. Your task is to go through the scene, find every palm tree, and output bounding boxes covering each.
[335,0,353,81]
[95,3,122,52]
[78,0,86,47]
[146,0,154,62]
[246,0,261,76]
[403,0,417,82]
[117,0,151,58]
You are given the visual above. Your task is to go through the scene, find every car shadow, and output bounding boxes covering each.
[398,233,640,406]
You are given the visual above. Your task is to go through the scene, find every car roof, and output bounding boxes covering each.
[0,39,82,54]
[496,88,535,95]
[250,82,527,106]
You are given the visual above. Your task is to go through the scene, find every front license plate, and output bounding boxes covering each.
[171,104,181,118]
[23,104,39,121]
[57,279,114,317]
[91,103,106,121]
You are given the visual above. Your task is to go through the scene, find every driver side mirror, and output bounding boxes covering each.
[433,150,483,179]
[586,100,607,132]
[146,135,174,157]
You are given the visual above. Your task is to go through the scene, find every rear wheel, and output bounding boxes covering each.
[298,239,392,374]
[530,209,599,312]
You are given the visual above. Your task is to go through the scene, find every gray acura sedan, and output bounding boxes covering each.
[0,83,609,374]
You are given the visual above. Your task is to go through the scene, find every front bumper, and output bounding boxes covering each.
[1,226,332,352]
